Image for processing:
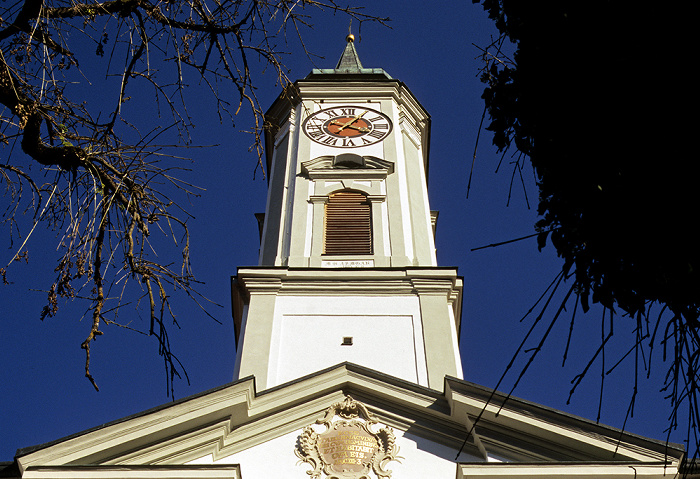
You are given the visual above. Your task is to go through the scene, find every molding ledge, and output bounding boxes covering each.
[22,465,241,479]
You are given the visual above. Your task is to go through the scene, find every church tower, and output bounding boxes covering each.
[231,35,464,391]
[9,36,686,479]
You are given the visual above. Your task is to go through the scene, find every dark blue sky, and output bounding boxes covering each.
[0,1,689,460]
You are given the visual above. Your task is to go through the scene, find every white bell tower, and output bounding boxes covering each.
[232,36,463,391]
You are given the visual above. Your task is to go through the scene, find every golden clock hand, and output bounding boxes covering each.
[329,120,369,133]
[344,124,370,132]
[337,110,367,131]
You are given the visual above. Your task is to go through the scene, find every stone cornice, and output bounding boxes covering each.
[14,365,685,473]
[235,267,461,298]
[21,465,242,478]
[444,379,684,464]
[301,154,395,179]
[239,276,282,295]
[306,169,390,180]
[456,462,678,479]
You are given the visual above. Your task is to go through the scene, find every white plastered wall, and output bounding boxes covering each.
[266,295,428,389]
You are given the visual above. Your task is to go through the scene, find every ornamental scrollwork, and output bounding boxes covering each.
[295,396,400,479]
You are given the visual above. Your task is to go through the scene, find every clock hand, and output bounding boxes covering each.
[336,110,367,131]
[330,120,369,132]
[345,124,370,132]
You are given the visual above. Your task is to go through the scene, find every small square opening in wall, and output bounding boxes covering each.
[341,336,353,346]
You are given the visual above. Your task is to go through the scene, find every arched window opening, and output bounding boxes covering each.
[324,191,372,255]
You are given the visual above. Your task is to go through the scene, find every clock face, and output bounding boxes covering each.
[302,106,392,148]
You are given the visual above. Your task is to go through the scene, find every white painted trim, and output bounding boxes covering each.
[279,111,299,265]
[231,303,248,381]
[457,462,677,479]
[15,367,684,472]
[448,305,464,379]
[303,181,314,258]
[389,101,415,264]
[23,465,241,479]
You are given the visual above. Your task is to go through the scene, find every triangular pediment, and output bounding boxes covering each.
[301,154,394,178]
[12,364,686,478]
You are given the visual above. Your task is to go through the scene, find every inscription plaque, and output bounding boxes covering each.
[319,424,378,473]
[296,396,400,479]
[321,260,374,268]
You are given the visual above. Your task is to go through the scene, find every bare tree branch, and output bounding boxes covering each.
[1,0,389,393]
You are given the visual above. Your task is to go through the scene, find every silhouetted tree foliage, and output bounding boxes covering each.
[0,0,386,394]
[473,0,698,456]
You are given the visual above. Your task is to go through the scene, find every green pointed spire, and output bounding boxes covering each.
[335,34,363,72]
[306,35,392,79]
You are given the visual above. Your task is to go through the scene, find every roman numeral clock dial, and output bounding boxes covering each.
[302,106,393,147]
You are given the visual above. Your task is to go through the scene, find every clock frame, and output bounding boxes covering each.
[302,105,392,148]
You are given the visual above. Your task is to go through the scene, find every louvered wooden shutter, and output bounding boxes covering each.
[324,191,372,255]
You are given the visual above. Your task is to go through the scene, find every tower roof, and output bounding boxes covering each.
[335,34,363,72]
[307,34,392,79]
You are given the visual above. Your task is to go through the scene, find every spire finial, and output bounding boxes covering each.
[335,31,363,72]
[307,27,392,78]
